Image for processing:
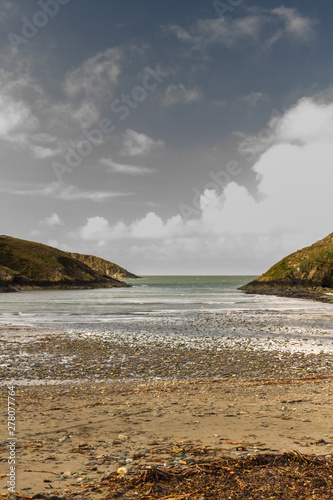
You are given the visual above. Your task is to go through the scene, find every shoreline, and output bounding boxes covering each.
[239,283,333,304]
[1,309,333,385]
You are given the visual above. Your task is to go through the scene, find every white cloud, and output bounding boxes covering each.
[0,92,38,143]
[70,100,100,129]
[240,92,269,109]
[80,217,111,241]
[163,85,202,107]
[79,95,333,273]
[40,213,64,226]
[0,182,129,202]
[274,98,333,145]
[30,145,59,159]
[168,7,316,51]
[272,6,316,42]
[31,133,58,144]
[0,1,18,24]
[101,158,156,175]
[0,70,54,156]
[64,48,121,100]
[120,129,164,156]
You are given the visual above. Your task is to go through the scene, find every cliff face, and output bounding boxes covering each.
[0,236,130,292]
[239,232,333,303]
[68,253,139,280]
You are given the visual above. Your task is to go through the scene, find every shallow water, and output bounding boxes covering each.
[0,276,332,328]
[1,277,333,385]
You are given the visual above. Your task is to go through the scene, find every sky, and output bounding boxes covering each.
[0,0,332,275]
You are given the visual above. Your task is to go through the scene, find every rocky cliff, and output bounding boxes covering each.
[239,232,333,303]
[68,253,139,280]
[0,235,130,292]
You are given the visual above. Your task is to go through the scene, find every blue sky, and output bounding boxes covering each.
[0,0,332,274]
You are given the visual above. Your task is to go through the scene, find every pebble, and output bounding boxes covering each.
[2,313,333,383]
[117,466,128,475]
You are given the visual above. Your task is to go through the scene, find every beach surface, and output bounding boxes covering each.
[1,309,333,498]
[1,376,333,497]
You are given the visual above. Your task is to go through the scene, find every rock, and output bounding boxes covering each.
[118,434,129,441]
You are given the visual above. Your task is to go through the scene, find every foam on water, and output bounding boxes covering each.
[0,277,332,358]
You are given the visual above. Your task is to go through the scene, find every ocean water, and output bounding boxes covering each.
[0,275,332,328]
[1,277,333,386]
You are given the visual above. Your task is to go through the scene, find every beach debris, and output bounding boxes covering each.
[117,466,128,475]
[24,468,59,475]
[96,451,333,499]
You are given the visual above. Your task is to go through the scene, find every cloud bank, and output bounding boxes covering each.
[79,95,333,273]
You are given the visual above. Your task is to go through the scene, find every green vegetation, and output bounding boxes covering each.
[68,252,139,279]
[240,232,333,303]
[0,235,130,292]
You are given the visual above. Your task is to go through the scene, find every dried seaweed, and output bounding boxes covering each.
[3,451,331,500]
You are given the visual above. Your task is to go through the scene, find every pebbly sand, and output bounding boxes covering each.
[1,310,333,498]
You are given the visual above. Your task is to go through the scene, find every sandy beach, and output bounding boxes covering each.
[1,377,333,497]
[1,310,333,498]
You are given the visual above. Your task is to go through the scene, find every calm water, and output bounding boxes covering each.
[0,276,332,328]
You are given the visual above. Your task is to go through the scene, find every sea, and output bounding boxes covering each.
[0,275,332,327]
[1,276,333,385]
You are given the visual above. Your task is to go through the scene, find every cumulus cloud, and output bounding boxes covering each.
[40,213,64,226]
[80,216,111,240]
[120,129,164,156]
[163,85,202,106]
[80,95,333,272]
[101,158,156,175]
